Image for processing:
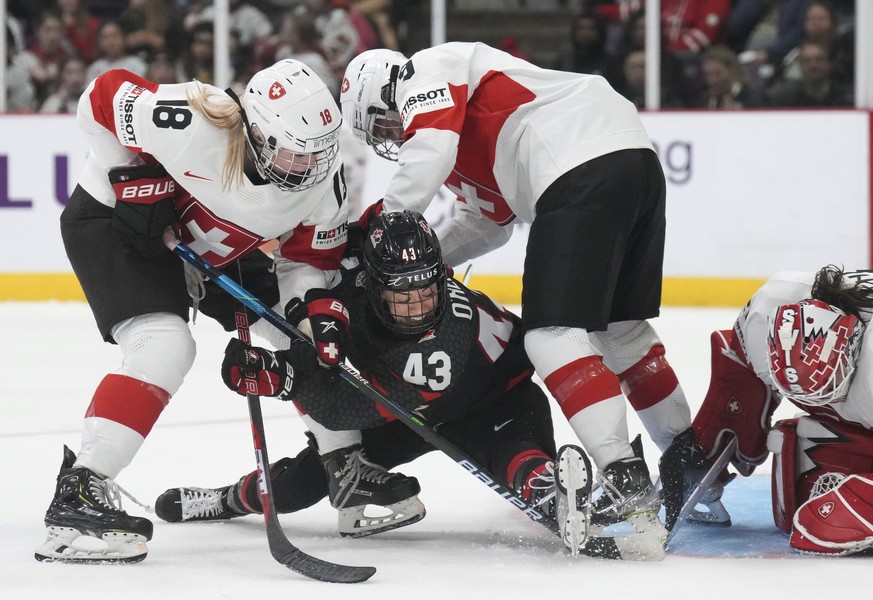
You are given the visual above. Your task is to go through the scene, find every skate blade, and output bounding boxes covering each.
[35,526,148,564]
[338,496,426,538]
[556,445,592,556]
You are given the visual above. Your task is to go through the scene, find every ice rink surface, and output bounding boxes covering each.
[2,302,868,600]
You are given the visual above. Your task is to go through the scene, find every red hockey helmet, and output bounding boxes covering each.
[767,300,864,406]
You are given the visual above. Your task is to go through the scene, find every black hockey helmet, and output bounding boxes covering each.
[362,210,448,335]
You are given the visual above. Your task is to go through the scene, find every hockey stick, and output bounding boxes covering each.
[203,257,374,583]
[168,237,644,560]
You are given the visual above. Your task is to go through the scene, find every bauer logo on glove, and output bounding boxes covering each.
[285,291,350,368]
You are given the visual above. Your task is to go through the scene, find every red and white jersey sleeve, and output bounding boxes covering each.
[383,42,652,229]
[77,69,347,293]
[735,270,873,430]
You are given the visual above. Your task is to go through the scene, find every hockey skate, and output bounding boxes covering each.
[658,428,709,531]
[590,443,667,560]
[155,486,245,523]
[554,445,594,556]
[322,444,426,538]
[35,446,153,564]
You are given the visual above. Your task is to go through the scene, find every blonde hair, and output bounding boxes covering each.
[186,82,247,190]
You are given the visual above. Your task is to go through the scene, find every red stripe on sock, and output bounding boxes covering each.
[544,356,622,419]
[617,345,679,411]
[84,374,170,437]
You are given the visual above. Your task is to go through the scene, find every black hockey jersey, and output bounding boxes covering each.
[291,265,533,430]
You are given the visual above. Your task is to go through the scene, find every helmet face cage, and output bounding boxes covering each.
[767,299,864,406]
[242,60,341,192]
[363,211,448,335]
[341,49,406,161]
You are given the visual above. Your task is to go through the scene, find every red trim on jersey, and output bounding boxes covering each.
[617,344,680,412]
[544,356,622,420]
[89,69,158,142]
[278,223,346,271]
[367,375,398,423]
[84,373,170,438]
[505,368,532,391]
[404,83,468,136]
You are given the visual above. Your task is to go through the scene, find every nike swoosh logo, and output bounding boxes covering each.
[183,170,213,181]
[493,419,513,432]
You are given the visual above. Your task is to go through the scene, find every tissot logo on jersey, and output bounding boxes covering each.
[312,222,348,249]
[115,83,147,148]
[399,84,454,128]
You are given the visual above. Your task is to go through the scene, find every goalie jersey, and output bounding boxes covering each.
[291,264,534,430]
[734,270,873,429]
[76,69,347,300]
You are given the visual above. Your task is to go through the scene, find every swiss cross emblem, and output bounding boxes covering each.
[726,397,743,415]
[341,77,350,93]
[818,501,835,518]
[269,82,286,99]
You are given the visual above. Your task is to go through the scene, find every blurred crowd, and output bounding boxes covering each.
[3,0,859,114]
[4,0,415,113]
[549,0,857,109]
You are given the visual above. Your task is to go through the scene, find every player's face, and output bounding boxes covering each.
[382,283,439,328]
[270,148,317,177]
[372,111,403,144]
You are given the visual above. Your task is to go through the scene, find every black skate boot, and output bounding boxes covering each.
[155,485,247,523]
[35,446,153,564]
[322,444,426,538]
[658,428,709,531]
[591,437,667,554]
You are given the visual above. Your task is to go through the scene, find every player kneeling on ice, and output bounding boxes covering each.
[689,265,873,555]
[155,211,595,553]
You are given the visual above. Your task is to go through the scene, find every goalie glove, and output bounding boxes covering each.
[286,289,350,368]
[221,338,318,399]
[109,164,179,257]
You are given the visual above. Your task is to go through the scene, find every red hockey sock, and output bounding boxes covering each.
[544,355,623,420]
[617,344,680,412]
[85,374,170,437]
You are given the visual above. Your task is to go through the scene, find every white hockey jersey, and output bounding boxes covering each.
[735,270,873,429]
[76,70,347,302]
[382,42,653,228]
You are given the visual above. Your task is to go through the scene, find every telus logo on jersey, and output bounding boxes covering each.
[312,222,348,249]
[399,84,454,128]
[115,84,147,147]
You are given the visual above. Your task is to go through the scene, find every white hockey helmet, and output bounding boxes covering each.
[241,59,341,192]
[341,49,407,161]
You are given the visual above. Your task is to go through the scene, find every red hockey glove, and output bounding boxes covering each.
[221,338,318,399]
[357,199,384,231]
[109,164,178,257]
[285,289,350,368]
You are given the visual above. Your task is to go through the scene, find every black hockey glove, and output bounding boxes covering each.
[221,338,318,399]
[109,164,178,257]
[285,289,350,368]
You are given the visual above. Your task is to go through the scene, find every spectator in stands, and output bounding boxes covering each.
[145,52,179,84]
[40,55,86,113]
[17,11,71,105]
[296,0,361,77]
[273,13,340,99]
[766,39,852,107]
[553,9,609,77]
[662,0,731,55]
[85,20,147,82]
[614,48,683,109]
[5,23,38,112]
[348,0,399,50]
[54,0,100,63]
[178,21,215,84]
[780,1,854,88]
[698,45,761,109]
[195,0,273,50]
[118,0,184,61]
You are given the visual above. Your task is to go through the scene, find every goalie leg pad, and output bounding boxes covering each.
[769,416,873,533]
[791,474,873,555]
[692,329,776,475]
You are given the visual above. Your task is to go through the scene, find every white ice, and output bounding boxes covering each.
[1,302,866,600]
